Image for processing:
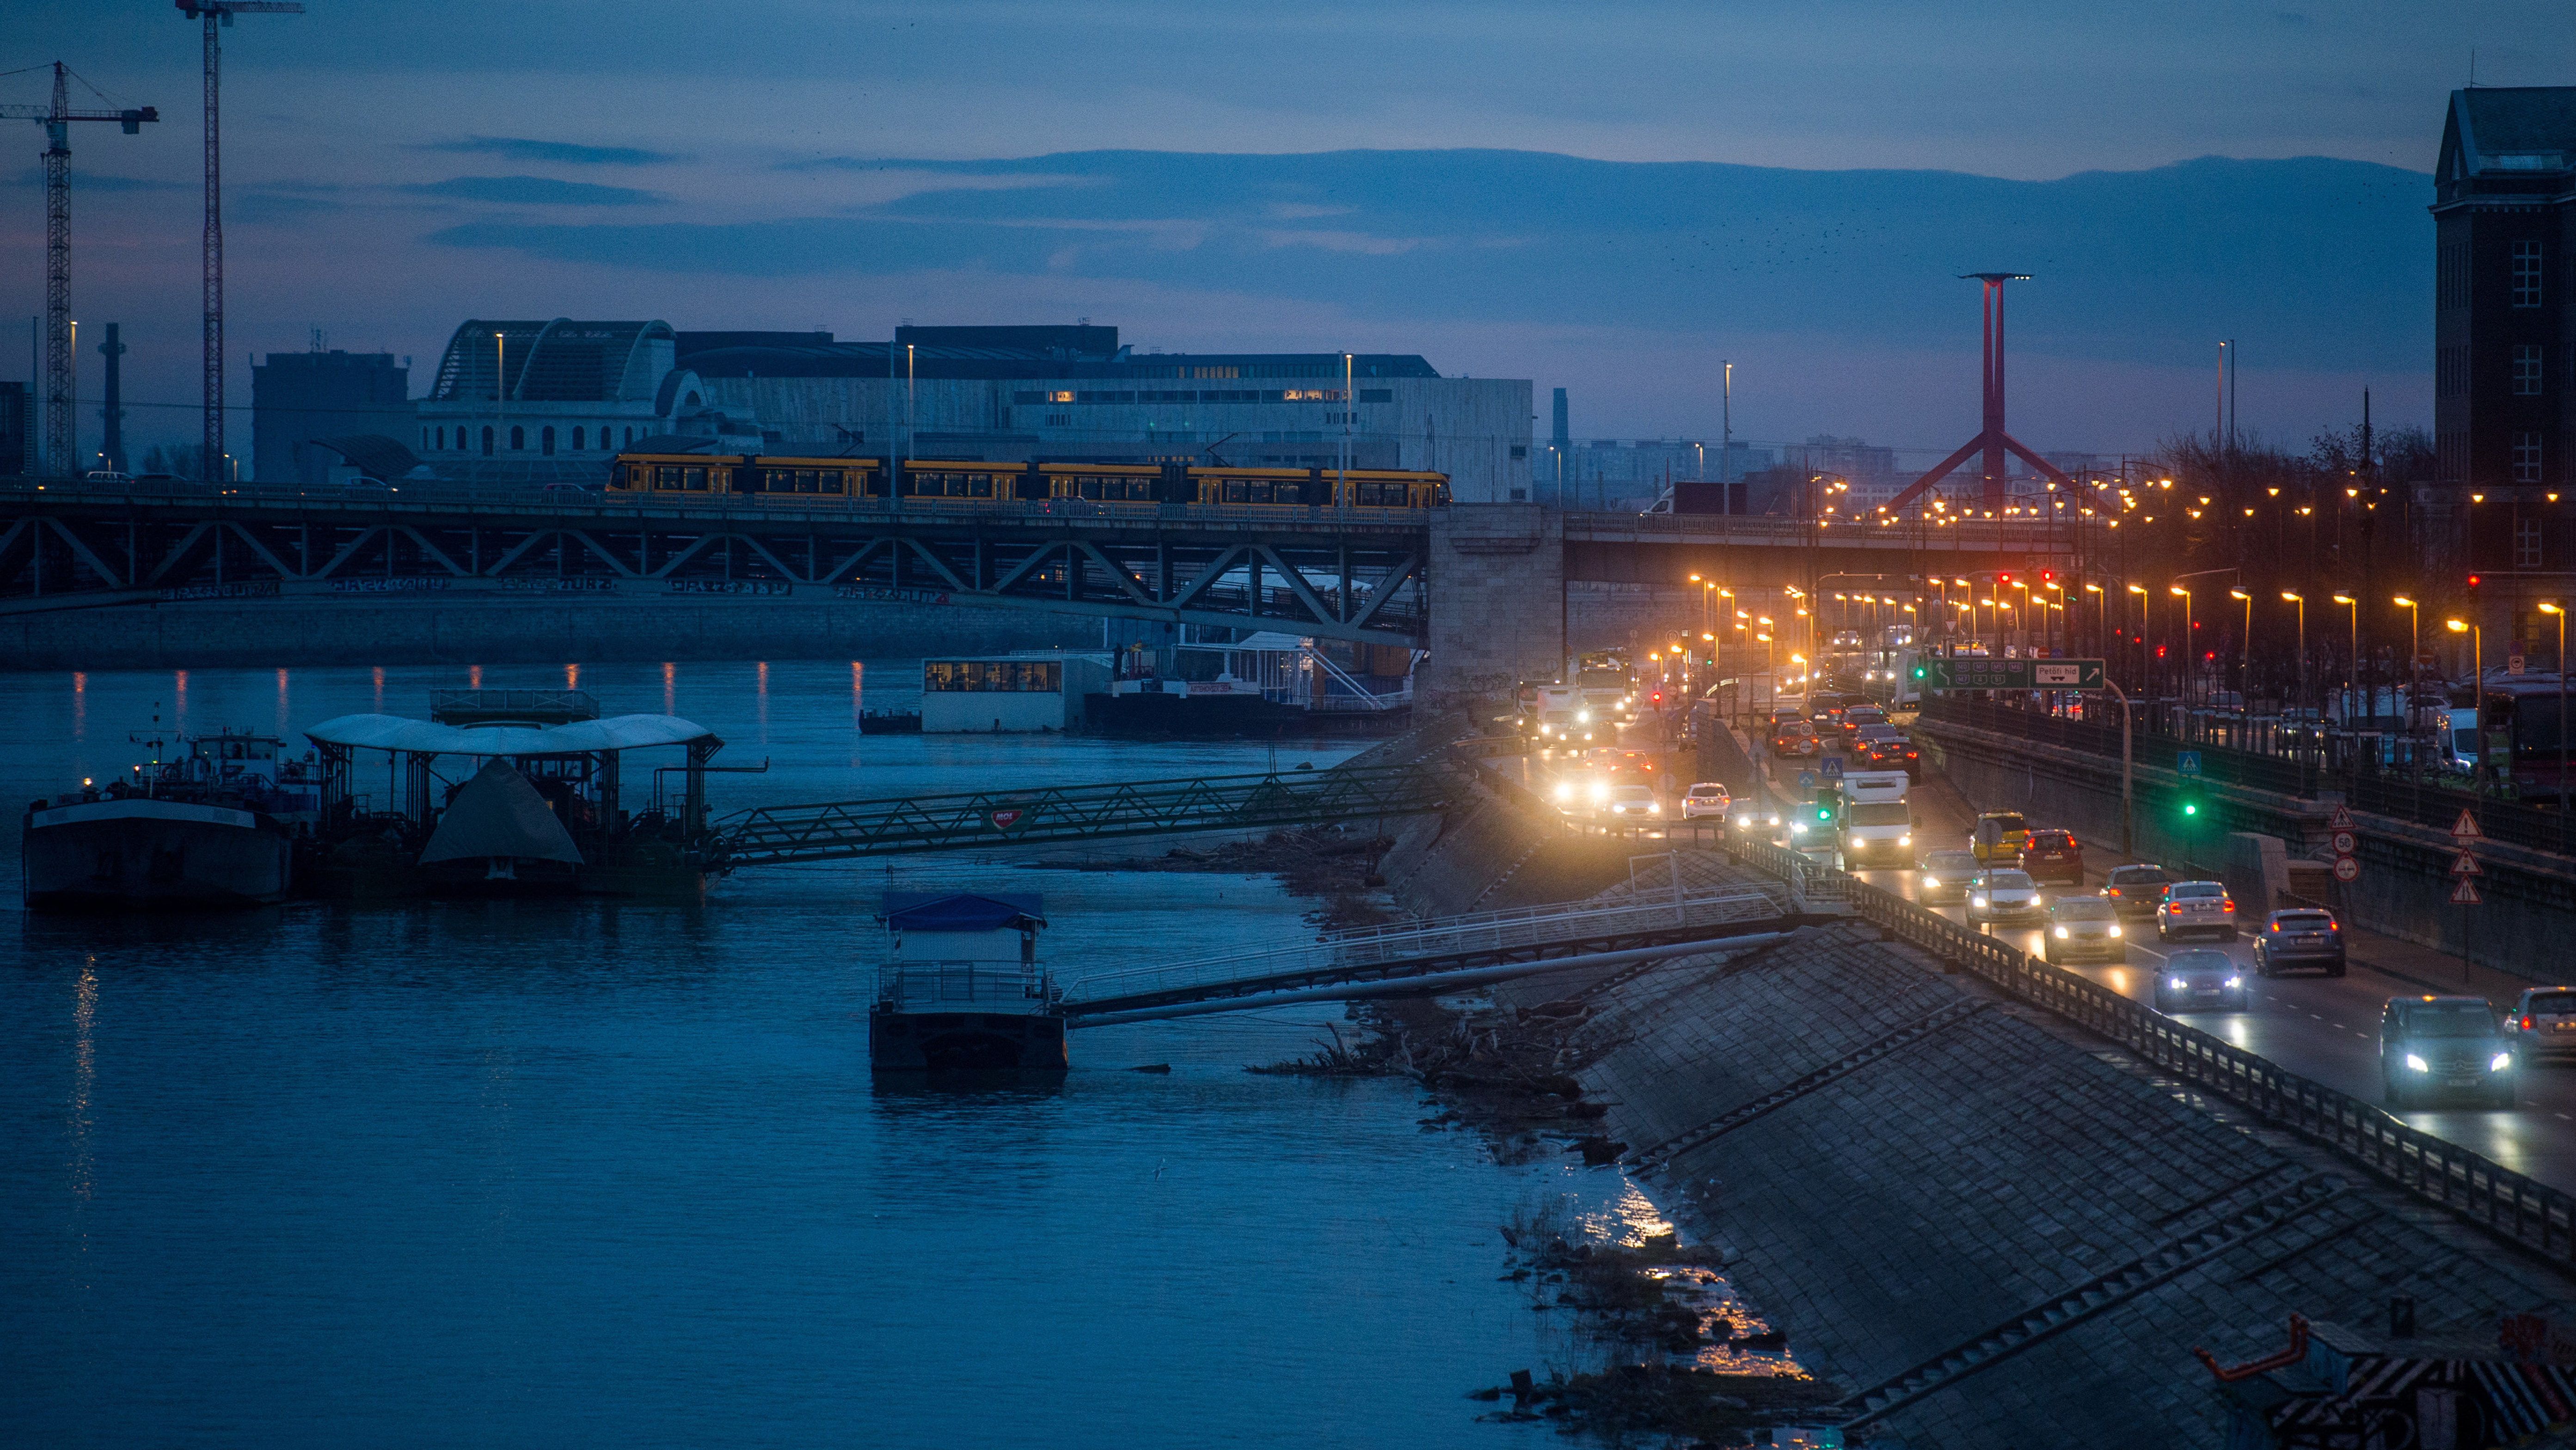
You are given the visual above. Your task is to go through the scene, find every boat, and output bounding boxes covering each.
[22,728,319,910]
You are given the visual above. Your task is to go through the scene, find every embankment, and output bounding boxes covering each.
[0,594,1098,670]
[1391,768,2576,1443]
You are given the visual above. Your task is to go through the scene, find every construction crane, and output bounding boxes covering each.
[176,0,301,483]
[1,63,156,477]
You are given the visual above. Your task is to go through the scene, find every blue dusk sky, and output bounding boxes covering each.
[4,0,2571,463]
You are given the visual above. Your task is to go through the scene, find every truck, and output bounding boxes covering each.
[1836,769,1916,867]
[1574,650,1636,721]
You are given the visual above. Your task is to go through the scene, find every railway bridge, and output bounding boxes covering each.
[0,477,2069,692]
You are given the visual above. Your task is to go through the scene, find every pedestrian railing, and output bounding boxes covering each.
[1731,844,2576,1263]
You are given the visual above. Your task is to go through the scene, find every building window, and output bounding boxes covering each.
[1358,388,1392,403]
[2516,345,2545,396]
[1509,444,1527,459]
[2515,431,2544,483]
[571,426,585,451]
[2518,516,2545,569]
[1045,413,1071,427]
[421,427,430,449]
[625,426,637,446]
[2440,242,2469,310]
[481,426,495,456]
[509,425,525,451]
[2515,241,2545,308]
[540,426,556,456]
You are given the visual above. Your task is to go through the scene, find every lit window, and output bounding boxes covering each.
[2515,431,2545,483]
[1048,390,1074,404]
[2514,240,2545,307]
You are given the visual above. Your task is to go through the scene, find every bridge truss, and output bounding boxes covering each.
[0,483,1431,646]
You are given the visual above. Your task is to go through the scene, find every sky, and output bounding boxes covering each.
[4,0,2571,466]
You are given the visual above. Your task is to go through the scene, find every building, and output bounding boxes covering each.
[1549,436,1769,510]
[689,324,1534,503]
[251,347,411,485]
[411,319,720,485]
[0,381,29,477]
[2432,87,2576,492]
[919,652,1112,733]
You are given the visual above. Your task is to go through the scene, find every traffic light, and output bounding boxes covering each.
[1998,571,2015,587]
[2176,785,2207,823]
[1910,664,1928,681]
[2039,569,2055,585]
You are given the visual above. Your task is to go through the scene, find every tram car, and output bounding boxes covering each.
[608,454,1449,511]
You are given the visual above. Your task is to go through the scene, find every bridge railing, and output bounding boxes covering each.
[1058,885,1783,1008]
[1725,838,2576,1264]
[877,962,1061,1014]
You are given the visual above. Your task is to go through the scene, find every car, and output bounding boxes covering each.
[2102,864,2173,919]
[1966,869,2044,925]
[2017,829,2085,886]
[2155,881,2237,942]
[2153,948,2247,1013]
[2251,909,2345,977]
[1603,783,1662,820]
[1917,849,1979,905]
[2505,987,2576,1062]
[1859,736,1921,778]
[1680,782,1731,820]
[1770,720,1822,757]
[1550,773,1611,813]
[1842,706,1889,738]
[1967,811,2030,865]
[1731,805,1785,836]
[2043,895,2125,964]
[2380,995,2516,1109]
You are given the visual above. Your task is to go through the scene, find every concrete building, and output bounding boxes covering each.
[1549,437,1770,510]
[2432,86,2576,492]
[251,347,411,485]
[689,324,1535,503]
[411,319,718,485]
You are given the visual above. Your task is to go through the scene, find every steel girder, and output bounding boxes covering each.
[0,492,1431,646]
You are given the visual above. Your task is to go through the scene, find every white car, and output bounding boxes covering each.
[1680,782,1731,820]
[1966,869,2045,925]
[2155,881,2238,942]
[1603,783,1662,819]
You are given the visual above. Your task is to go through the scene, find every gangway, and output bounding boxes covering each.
[711,761,1453,868]
[1057,884,1832,1026]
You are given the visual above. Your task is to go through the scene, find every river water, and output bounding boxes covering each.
[0,661,1638,1449]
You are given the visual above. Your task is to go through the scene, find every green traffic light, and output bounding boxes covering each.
[2183,803,2198,816]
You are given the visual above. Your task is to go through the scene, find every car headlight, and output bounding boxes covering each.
[2107,925,2122,938]
[1972,896,1987,908]
[2225,977,2242,989]
[1576,710,1591,723]
[2052,925,2069,938]
[2492,1052,2514,1072]
[1646,803,1660,814]
[1791,822,1809,835]
[2169,977,2188,989]
[1554,784,1572,800]
[1920,875,1938,888]
[1898,835,1911,847]
[1766,814,1780,827]
[2405,1053,2429,1073]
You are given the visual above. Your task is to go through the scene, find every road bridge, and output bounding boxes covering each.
[710,760,1454,868]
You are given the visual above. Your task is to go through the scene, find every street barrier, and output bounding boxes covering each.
[1731,844,2576,1264]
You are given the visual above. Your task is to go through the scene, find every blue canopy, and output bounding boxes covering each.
[880,892,1045,933]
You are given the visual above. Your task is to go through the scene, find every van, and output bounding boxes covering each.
[1837,770,1914,865]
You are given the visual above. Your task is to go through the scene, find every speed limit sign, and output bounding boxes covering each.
[2330,830,2358,856]
[2332,855,2361,884]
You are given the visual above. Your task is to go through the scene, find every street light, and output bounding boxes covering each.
[2448,619,2483,769]
[2542,602,2568,813]
[2229,588,2253,710]
[2281,592,2306,724]
[2331,594,2357,723]
[2128,584,2150,696]
[2395,595,2422,754]
[2170,584,2195,711]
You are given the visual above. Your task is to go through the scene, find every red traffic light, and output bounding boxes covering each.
[2039,569,2055,584]
[2155,645,2168,658]
[2467,573,2482,590]
[1997,571,2014,586]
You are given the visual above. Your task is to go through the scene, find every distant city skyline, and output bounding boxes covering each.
[5,0,2568,464]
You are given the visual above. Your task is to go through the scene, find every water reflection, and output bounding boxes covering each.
[67,959,94,1203]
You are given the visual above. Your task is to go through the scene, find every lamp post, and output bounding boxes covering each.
[2229,588,2253,725]
[2395,595,2422,765]
[2448,618,2483,778]
[2281,592,2306,730]
[492,329,505,485]
[2085,583,2104,657]
[2128,583,2149,699]
[2332,593,2357,726]
[2543,602,2569,818]
[2170,584,2195,719]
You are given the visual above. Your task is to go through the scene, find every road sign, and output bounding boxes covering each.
[2451,879,2484,905]
[989,808,1025,831]
[2332,855,2362,884]
[2512,654,2528,676]
[2331,830,2358,856]
[2452,809,2484,842]
[2451,852,2484,877]
[1920,657,2106,691]
[1796,770,1818,790]
[2177,751,2202,777]
[1821,756,1846,781]
[2330,805,2355,830]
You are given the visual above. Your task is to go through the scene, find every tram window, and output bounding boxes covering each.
[683,468,708,492]
[655,466,681,490]
[969,473,993,498]
[1225,481,1248,504]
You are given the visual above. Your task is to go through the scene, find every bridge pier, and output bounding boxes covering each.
[1423,504,1563,707]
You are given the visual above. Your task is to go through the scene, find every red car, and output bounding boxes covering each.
[2018,829,2084,885]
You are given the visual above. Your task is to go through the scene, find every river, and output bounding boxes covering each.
[0,660,1636,1449]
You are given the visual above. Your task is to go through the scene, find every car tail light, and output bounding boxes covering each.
[2220,898,2235,912]
[2525,1015,2536,1031]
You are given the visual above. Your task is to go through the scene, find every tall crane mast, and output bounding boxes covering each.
[0,63,156,478]
[176,0,301,483]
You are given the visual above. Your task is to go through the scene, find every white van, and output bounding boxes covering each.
[1837,770,1914,866]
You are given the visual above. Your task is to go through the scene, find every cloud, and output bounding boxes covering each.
[6,167,188,193]
[421,135,679,166]
[405,175,661,206]
[233,191,343,224]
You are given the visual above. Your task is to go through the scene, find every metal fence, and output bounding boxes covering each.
[1736,844,2576,1263]
[877,963,1061,1012]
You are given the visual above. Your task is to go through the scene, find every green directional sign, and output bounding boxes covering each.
[1920,657,2106,691]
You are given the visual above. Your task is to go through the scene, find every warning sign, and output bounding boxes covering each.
[2451,852,2484,878]
[2453,810,2484,842]
[2451,879,2484,905]
[2330,806,2355,830]
[2331,830,2359,856]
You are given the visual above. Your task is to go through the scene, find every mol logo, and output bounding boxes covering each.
[988,808,1026,831]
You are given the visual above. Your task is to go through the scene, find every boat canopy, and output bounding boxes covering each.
[304,712,715,757]
[879,892,1046,933]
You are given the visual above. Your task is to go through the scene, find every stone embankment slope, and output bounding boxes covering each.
[1384,759,2576,1443]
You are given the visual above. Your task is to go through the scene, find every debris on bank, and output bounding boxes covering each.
[1029,825,1404,931]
